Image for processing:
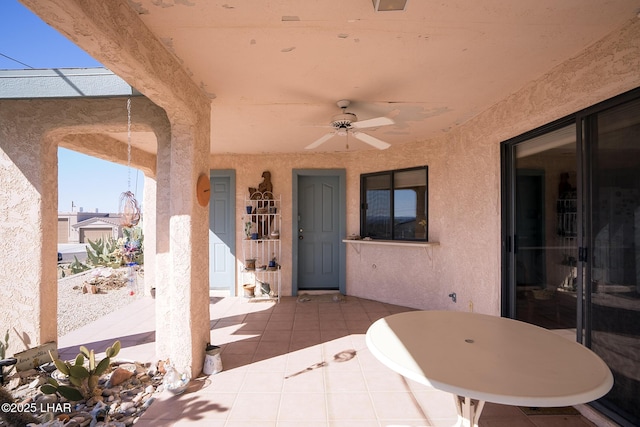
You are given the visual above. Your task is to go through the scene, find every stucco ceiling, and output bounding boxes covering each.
[102,1,640,153]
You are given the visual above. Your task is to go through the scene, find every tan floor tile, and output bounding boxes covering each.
[249,352,288,372]
[198,369,247,393]
[60,296,607,427]
[345,320,373,334]
[319,319,348,330]
[412,390,460,420]
[290,329,322,345]
[277,421,329,427]
[240,370,285,392]
[326,392,377,420]
[260,328,292,342]
[325,370,368,392]
[221,340,259,356]
[482,402,527,417]
[364,369,412,392]
[378,420,434,427]
[141,391,236,422]
[226,392,281,422]
[224,420,277,427]
[320,329,350,342]
[267,319,295,330]
[369,391,430,420]
[329,421,380,427]
[285,345,325,373]
[278,392,328,421]
[527,415,597,427]
[283,369,326,392]
[355,348,389,371]
[478,417,536,427]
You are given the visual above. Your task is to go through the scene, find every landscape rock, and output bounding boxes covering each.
[0,361,166,427]
[108,368,134,387]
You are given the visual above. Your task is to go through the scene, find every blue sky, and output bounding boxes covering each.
[1,0,143,213]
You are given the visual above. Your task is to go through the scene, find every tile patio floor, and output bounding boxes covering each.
[58,294,601,426]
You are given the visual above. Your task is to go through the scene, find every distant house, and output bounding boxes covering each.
[58,212,124,243]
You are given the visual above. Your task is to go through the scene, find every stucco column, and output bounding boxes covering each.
[152,112,212,377]
[0,105,58,352]
[142,175,156,297]
[20,0,213,376]
[164,115,211,376]
[154,127,172,360]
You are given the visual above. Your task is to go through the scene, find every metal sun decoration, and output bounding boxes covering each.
[119,98,141,229]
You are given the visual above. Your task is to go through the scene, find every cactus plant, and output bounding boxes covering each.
[41,340,121,401]
[70,256,90,274]
[0,330,8,360]
[0,330,15,380]
[85,237,122,268]
[84,231,143,268]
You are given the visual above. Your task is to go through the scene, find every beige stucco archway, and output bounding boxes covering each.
[0,93,208,370]
[1,91,211,377]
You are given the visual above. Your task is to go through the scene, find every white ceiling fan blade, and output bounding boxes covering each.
[352,132,391,150]
[305,132,335,149]
[351,116,394,129]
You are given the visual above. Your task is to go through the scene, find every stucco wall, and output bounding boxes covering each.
[209,128,500,313]
[209,17,640,315]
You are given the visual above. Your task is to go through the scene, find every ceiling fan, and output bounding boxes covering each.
[305,100,394,150]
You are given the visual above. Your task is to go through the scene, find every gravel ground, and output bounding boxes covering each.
[57,267,143,336]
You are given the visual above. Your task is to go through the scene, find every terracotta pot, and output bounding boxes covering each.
[243,284,255,298]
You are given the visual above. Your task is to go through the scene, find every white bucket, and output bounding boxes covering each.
[203,344,222,375]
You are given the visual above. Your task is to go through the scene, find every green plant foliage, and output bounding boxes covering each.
[0,330,8,360]
[122,227,144,265]
[84,229,144,268]
[85,237,121,268]
[41,340,121,400]
[70,256,90,274]
[0,330,15,378]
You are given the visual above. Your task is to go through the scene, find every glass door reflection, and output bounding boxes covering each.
[514,125,578,331]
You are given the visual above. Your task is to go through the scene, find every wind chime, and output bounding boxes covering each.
[120,97,141,229]
[120,97,141,296]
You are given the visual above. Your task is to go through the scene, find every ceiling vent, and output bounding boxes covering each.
[372,0,408,12]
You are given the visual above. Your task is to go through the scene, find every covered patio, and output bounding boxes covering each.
[57,294,599,426]
[1,1,639,425]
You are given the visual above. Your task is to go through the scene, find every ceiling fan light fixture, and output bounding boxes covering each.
[305,98,394,150]
[372,0,408,12]
[331,112,358,129]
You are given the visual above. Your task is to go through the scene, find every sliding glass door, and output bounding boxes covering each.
[504,124,580,332]
[502,89,640,426]
[586,96,640,424]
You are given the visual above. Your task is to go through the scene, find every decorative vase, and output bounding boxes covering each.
[163,362,191,395]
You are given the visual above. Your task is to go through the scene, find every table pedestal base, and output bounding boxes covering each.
[454,395,485,427]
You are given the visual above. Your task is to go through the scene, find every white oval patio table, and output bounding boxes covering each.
[365,310,613,427]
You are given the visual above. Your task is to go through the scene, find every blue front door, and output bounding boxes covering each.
[209,174,236,295]
[297,175,340,290]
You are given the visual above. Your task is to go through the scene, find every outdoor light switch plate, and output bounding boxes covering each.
[197,173,211,207]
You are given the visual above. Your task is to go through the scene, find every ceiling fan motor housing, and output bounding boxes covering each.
[331,112,358,129]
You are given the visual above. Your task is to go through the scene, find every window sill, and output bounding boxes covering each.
[343,239,439,265]
[342,239,440,248]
